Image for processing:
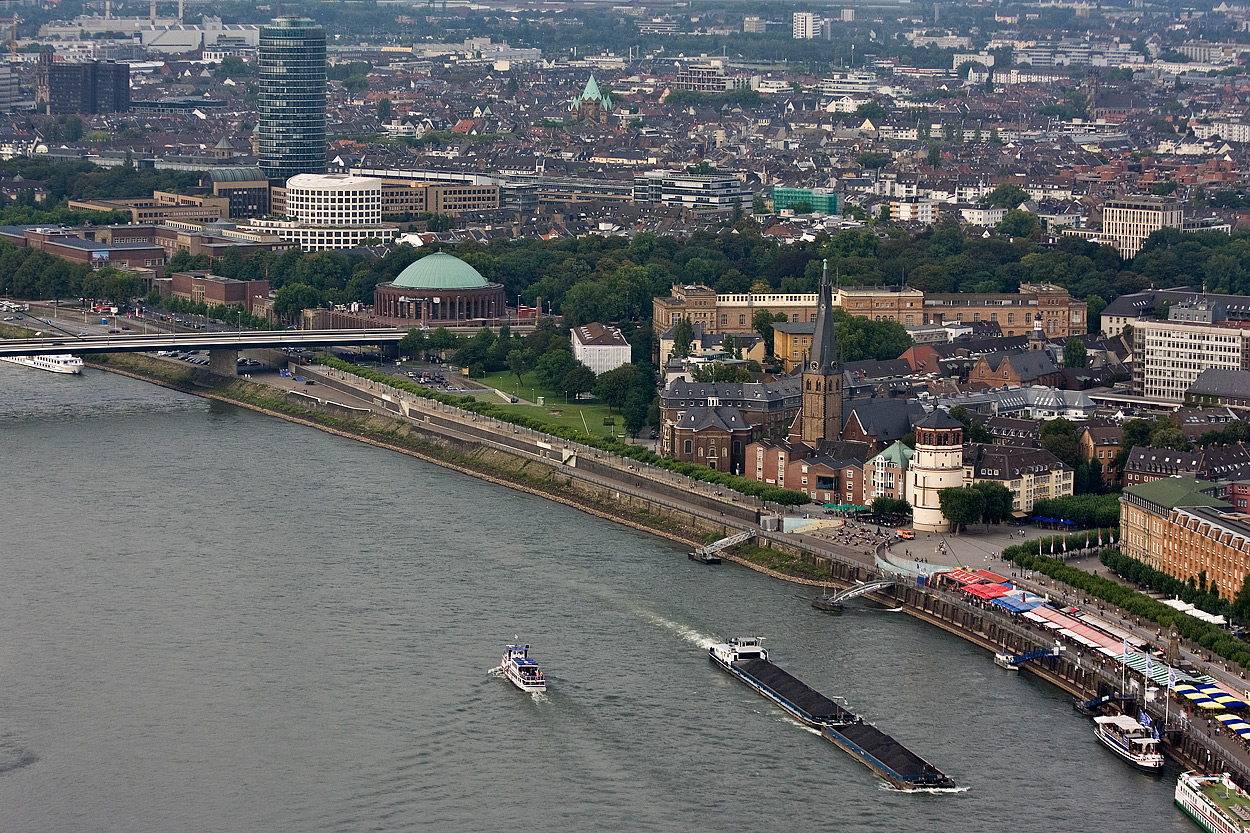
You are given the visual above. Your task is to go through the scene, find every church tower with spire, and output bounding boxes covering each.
[800,260,844,446]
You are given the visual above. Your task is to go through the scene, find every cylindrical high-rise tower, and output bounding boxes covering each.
[258,17,326,181]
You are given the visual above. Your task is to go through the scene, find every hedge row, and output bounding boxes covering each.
[1000,535,1250,670]
[1032,494,1122,528]
[316,355,812,505]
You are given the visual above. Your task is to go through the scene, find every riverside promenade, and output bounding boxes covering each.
[216,360,1250,781]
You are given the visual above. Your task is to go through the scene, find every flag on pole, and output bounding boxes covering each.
[1168,668,1176,690]
[1146,655,1153,681]
[1062,536,1067,553]
[1110,530,1116,544]
[1039,537,1043,557]
[1086,532,1090,549]
[1098,528,1103,546]
[1050,537,1054,554]
[1122,638,1131,662]
[1140,709,1153,729]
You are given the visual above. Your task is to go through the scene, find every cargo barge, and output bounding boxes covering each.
[709,637,956,791]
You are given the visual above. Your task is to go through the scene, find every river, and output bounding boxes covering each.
[0,363,1195,832]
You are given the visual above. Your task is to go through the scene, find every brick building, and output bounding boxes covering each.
[1119,477,1228,572]
[744,438,866,505]
[660,377,801,474]
[164,271,271,314]
[652,282,1084,339]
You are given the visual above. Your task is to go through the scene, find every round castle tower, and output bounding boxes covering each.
[905,410,964,532]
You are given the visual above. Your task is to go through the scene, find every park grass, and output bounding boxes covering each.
[472,368,620,436]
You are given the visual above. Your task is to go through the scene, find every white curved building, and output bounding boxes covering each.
[284,173,382,226]
[905,410,965,532]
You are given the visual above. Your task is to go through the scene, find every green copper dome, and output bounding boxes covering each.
[392,252,488,290]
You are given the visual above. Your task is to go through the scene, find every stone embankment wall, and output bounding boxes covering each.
[85,353,1243,780]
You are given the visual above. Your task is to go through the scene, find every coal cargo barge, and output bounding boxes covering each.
[709,637,956,791]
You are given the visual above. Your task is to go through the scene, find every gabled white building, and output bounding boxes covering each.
[572,322,632,375]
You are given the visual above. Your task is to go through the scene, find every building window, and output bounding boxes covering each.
[684,440,692,454]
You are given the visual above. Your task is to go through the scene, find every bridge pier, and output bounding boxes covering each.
[208,348,238,376]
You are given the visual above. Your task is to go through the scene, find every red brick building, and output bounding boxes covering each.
[165,271,271,314]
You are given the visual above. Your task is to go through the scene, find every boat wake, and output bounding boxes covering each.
[872,607,905,613]
[486,667,504,677]
[779,715,824,737]
[879,782,969,795]
[0,738,37,776]
[530,691,549,704]
[640,611,718,650]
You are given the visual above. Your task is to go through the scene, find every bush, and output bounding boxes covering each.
[316,355,811,505]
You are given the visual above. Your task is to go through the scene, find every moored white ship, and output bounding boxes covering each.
[1094,714,1164,772]
[1175,771,1250,833]
[0,354,83,375]
[500,642,546,692]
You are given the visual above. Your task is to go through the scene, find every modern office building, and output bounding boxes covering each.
[284,173,381,226]
[1131,301,1250,403]
[35,49,130,115]
[792,12,816,39]
[771,186,839,215]
[1100,196,1183,259]
[633,171,752,215]
[257,17,326,180]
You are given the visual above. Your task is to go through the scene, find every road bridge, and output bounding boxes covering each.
[0,329,410,375]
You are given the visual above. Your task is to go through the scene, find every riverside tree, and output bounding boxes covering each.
[938,487,985,534]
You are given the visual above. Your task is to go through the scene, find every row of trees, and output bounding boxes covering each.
[1000,540,1250,669]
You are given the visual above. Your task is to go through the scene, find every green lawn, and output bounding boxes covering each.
[472,368,621,437]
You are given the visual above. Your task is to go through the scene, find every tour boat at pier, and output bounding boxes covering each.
[1175,771,1250,833]
[500,643,546,692]
[0,354,82,374]
[1094,714,1164,772]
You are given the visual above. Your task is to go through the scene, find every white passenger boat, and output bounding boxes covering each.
[993,652,1020,672]
[500,643,546,692]
[0,354,83,374]
[1175,771,1250,833]
[1094,714,1164,771]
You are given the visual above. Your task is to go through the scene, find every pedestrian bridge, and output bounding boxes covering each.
[694,530,756,558]
[822,579,896,606]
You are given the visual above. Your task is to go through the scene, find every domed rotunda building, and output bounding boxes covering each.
[374,252,507,325]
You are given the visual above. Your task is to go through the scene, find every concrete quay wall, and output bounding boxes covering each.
[88,353,1250,782]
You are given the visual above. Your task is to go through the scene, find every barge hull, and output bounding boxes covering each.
[731,658,856,725]
[825,722,956,790]
[714,653,955,790]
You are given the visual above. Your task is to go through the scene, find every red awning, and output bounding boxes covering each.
[964,583,1012,600]
[942,569,983,585]
[973,569,1011,584]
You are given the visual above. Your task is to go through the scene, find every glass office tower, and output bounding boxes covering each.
[258,17,327,180]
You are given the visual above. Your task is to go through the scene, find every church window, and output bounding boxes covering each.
[684,440,692,454]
